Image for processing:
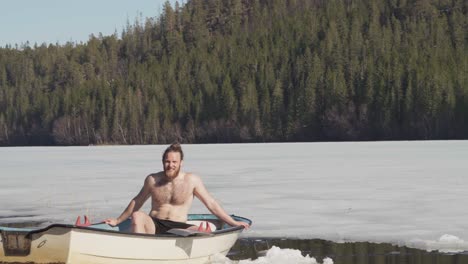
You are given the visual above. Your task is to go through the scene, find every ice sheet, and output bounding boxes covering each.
[1,141,467,253]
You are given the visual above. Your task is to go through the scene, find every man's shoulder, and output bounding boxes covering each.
[184,172,199,179]
[184,172,203,184]
[146,172,164,181]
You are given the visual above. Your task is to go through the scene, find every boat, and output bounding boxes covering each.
[0,214,251,263]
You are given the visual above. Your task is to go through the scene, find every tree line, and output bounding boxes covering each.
[0,0,466,146]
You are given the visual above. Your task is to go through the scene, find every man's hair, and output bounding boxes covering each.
[162,143,184,162]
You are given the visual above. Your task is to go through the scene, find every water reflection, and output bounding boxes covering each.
[228,237,468,264]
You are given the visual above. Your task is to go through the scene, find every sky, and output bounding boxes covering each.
[0,0,178,47]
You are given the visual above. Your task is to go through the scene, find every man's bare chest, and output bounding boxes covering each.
[151,181,192,205]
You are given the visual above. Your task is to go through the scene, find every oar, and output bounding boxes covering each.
[75,215,104,227]
[197,221,212,232]
[74,215,91,226]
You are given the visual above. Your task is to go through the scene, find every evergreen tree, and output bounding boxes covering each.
[0,0,466,145]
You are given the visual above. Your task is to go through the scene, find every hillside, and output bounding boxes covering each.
[0,0,466,145]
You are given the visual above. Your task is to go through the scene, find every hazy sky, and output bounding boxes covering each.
[0,0,178,47]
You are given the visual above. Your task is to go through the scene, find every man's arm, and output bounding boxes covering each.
[192,175,250,229]
[104,175,153,226]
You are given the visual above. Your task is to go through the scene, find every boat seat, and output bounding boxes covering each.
[187,220,217,231]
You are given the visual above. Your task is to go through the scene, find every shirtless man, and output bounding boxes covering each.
[104,143,250,234]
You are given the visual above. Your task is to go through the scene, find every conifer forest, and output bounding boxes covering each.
[0,0,466,145]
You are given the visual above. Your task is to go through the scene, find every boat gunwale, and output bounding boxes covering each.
[0,214,252,239]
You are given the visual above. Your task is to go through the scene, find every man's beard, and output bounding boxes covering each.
[164,166,180,179]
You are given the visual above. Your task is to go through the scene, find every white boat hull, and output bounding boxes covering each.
[0,214,250,264]
[1,226,71,263]
[68,228,240,264]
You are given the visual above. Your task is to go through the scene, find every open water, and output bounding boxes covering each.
[1,141,467,263]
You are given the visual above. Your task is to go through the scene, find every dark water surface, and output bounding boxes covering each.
[228,237,468,264]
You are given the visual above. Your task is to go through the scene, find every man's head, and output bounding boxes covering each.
[162,143,184,179]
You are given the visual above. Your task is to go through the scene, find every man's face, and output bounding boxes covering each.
[163,151,182,179]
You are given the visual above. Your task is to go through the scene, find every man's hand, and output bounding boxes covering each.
[104,218,119,226]
[235,221,250,229]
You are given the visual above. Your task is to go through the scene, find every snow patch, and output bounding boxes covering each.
[211,246,333,264]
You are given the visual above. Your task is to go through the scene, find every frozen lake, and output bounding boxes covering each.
[1,141,468,263]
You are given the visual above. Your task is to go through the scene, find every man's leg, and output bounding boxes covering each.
[131,211,156,234]
[187,225,198,231]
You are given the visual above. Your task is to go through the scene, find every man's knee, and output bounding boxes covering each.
[131,211,148,223]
